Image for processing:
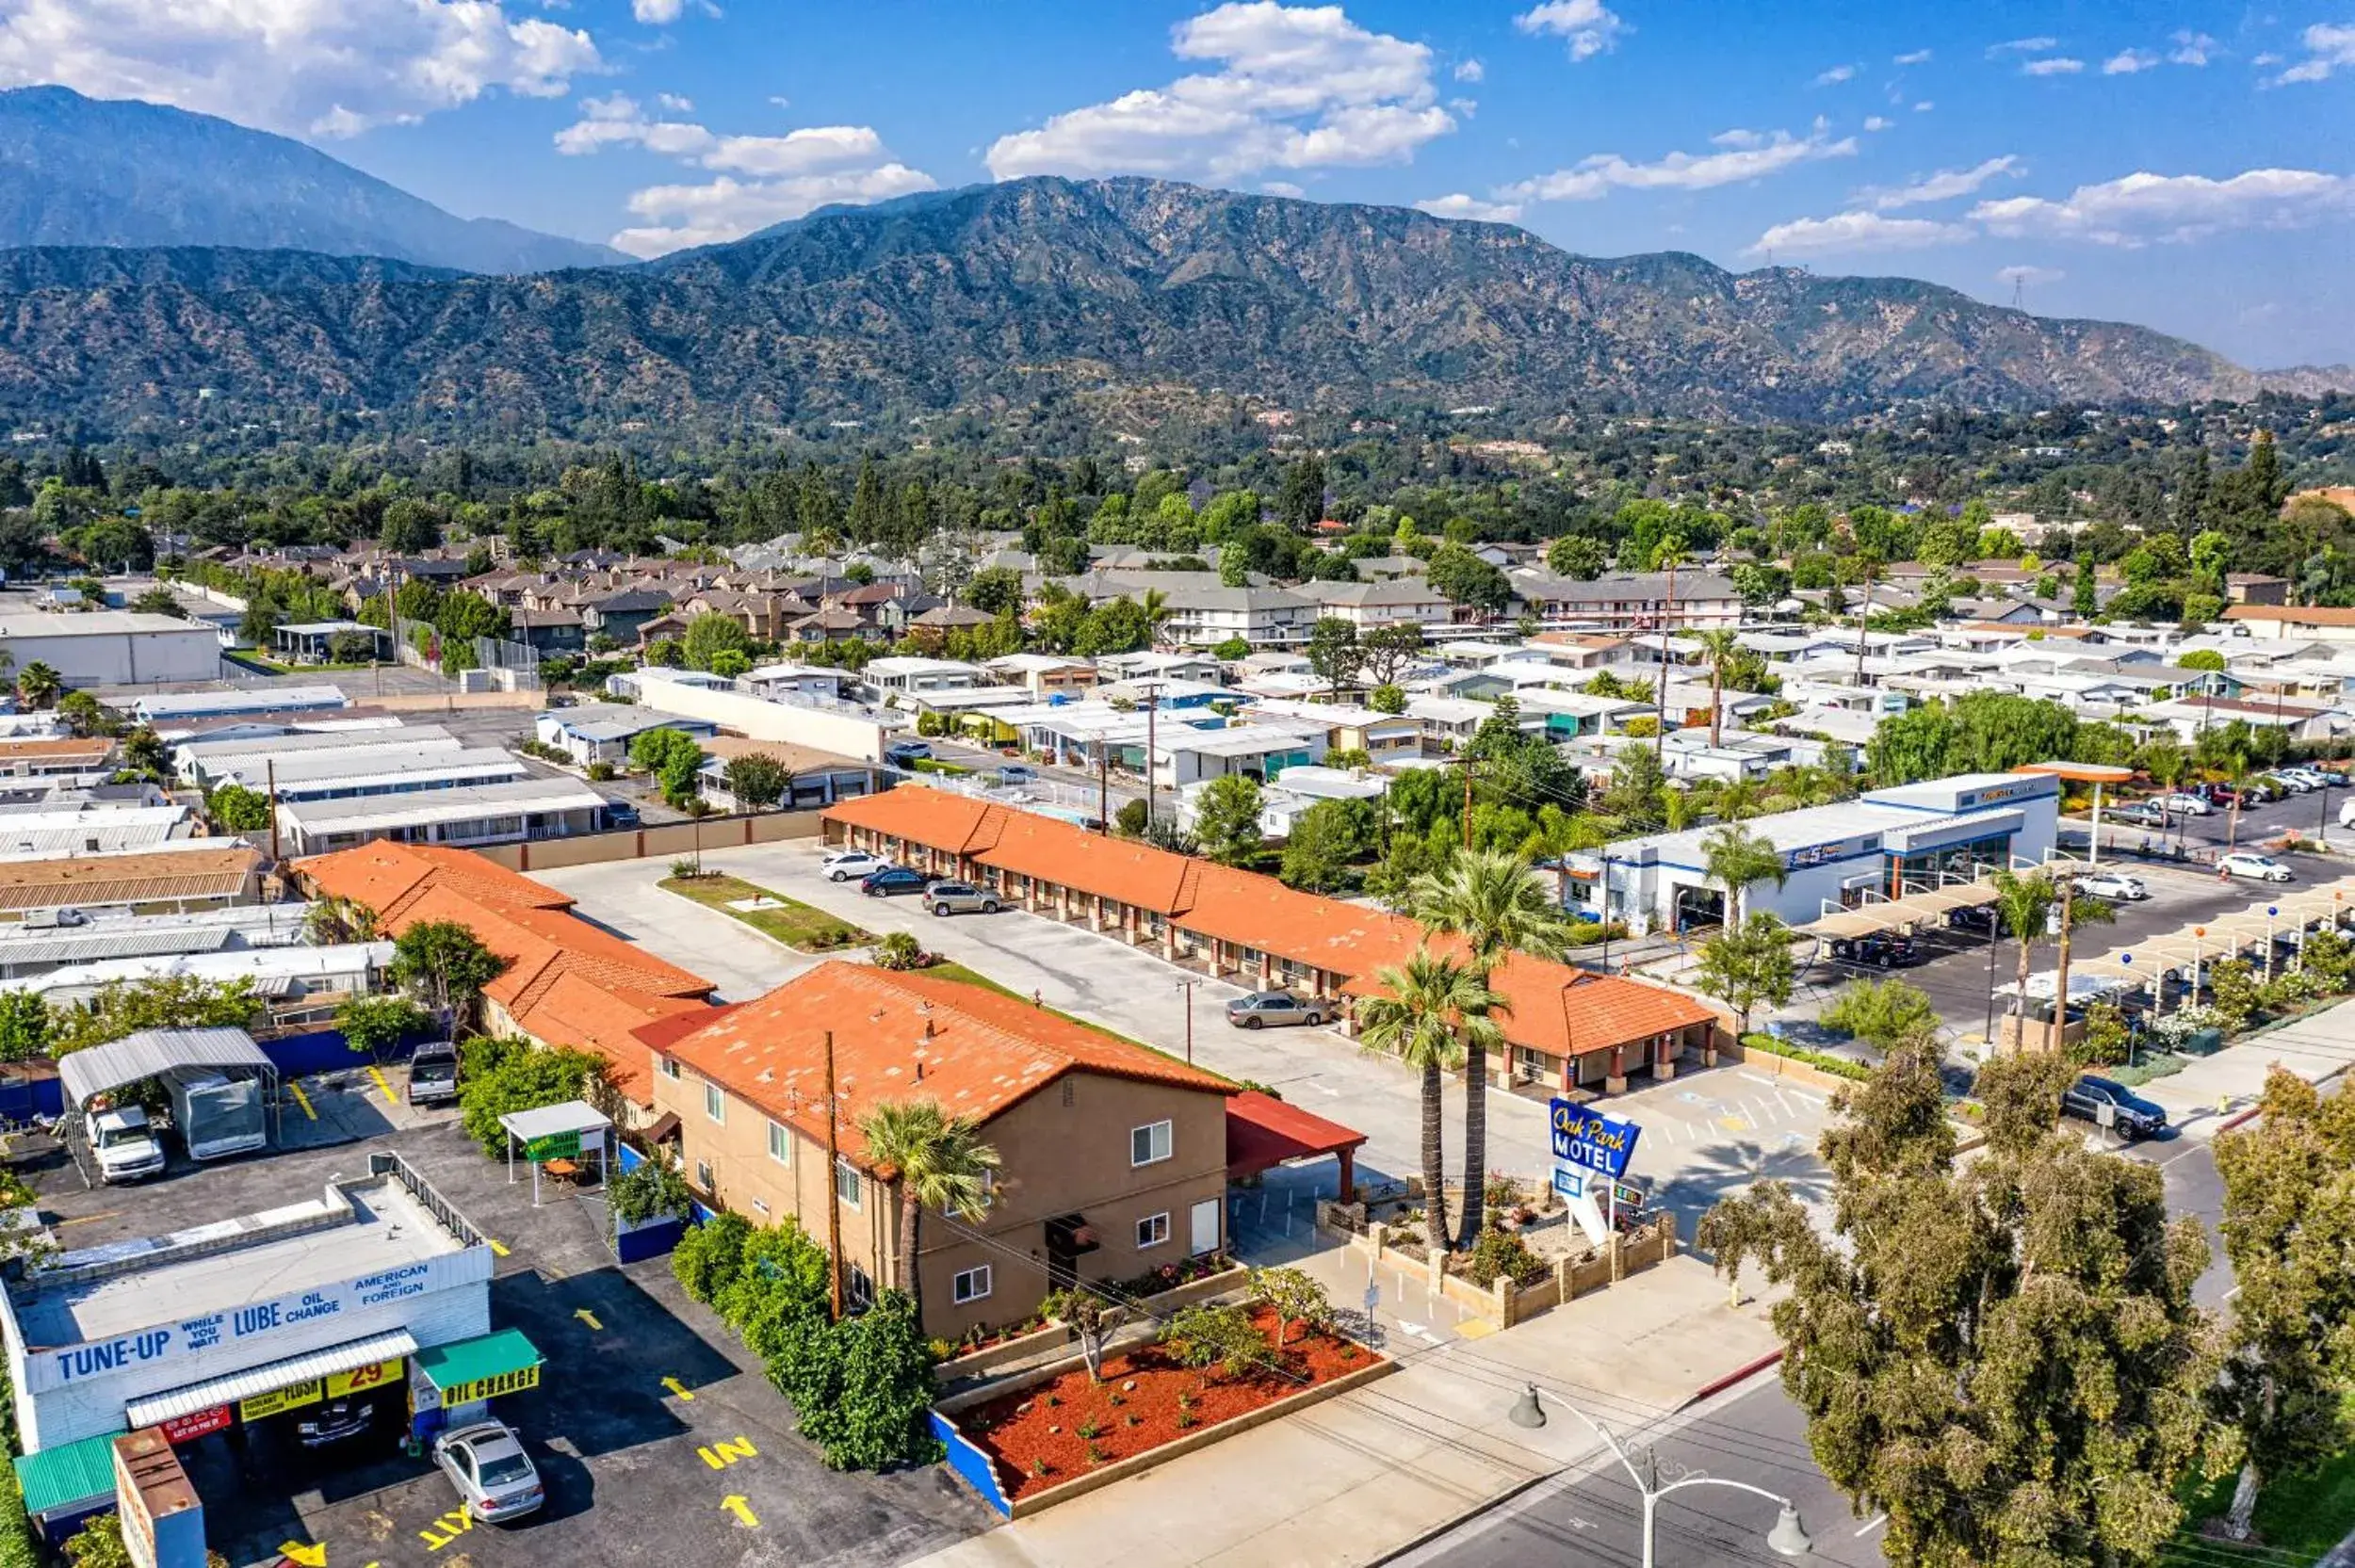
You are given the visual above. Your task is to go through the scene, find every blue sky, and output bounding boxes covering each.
[7,1,2351,368]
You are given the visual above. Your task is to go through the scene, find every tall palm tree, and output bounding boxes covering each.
[1713,778,1763,823]
[856,1098,999,1323]
[1699,823,1786,931]
[1355,949,1500,1257]
[1408,849,1573,1248]
[1696,628,1742,748]
[1990,867,2117,1026]
[14,661,59,710]
[1139,588,1170,649]
[303,896,380,946]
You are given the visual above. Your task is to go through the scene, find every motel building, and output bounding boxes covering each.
[2,1160,544,1555]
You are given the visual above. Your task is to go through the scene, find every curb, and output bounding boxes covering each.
[1685,1350,1783,1406]
[1364,1463,1564,1565]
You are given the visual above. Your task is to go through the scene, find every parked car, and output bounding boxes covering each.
[89,1105,165,1184]
[821,849,890,881]
[859,866,930,897]
[1225,990,1332,1029]
[406,1042,461,1107]
[1827,933,1920,968]
[2073,871,2148,901]
[2110,801,2168,829]
[1946,904,1999,934]
[884,741,932,769]
[2061,1075,2168,1140]
[2262,771,2316,795]
[2218,851,2295,883]
[295,1398,377,1449]
[2341,797,2355,830]
[2154,792,2214,816]
[924,880,1002,915]
[431,1420,545,1524]
[996,764,1039,785]
[600,799,641,830]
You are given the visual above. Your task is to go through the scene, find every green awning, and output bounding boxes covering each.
[14,1431,121,1518]
[416,1329,543,1395]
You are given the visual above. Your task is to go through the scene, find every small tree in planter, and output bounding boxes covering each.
[1042,1286,1130,1383]
[607,1154,692,1244]
[1163,1302,1276,1380]
[1253,1266,1335,1349]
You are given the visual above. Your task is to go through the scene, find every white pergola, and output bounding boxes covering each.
[498,1099,613,1207]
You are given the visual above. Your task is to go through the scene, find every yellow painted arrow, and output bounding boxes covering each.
[662,1376,694,1400]
[575,1308,602,1331]
[279,1542,327,1567]
[721,1495,759,1528]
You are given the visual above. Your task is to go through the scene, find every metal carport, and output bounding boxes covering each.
[56,1026,276,1110]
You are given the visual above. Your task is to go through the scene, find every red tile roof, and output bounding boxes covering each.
[1226,1091,1366,1180]
[658,961,1228,1168]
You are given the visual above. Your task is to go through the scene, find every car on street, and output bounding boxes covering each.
[1827,933,1920,968]
[431,1420,544,1524]
[295,1398,376,1449]
[2073,871,2149,901]
[2153,792,2214,816]
[859,866,930,897]
[885,741,933,769]
[821,849,891,881]
[996,764,1039,785]
[2218,851,2295,882]
[1225,990,1332,1028]
[924,880,1002,915]
[2061,1075,2168,1140]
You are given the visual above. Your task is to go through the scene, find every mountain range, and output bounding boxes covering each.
[0,87,621,274]
[0,107,2338,440]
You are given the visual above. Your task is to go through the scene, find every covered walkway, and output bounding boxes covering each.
[1226,1091,1368,1202]
[2068,875,2355,1015]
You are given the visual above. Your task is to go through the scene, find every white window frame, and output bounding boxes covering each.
[848,1262,874,1310]
[952,1265,992,1305]
[1130,1119,1173,1168]
[704,1080,725,1123]
[658,1055,680,1080]
[835,1156,863,1209]
[767,1120,792,1166]
[1136,1211,1171,1250]
[694,1158,714,1191]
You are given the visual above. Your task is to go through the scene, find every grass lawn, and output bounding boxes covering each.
[2178,1434,2355,1561]
[660,873,875,954]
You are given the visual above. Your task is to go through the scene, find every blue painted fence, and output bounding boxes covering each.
[258,1028,427,1076]
[931,1413,1012,1516]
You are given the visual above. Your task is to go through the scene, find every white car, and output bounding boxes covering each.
[2154,793,2214,816]
[2281,767,2334,790]
[2263,771,2316,794]
[2340,798,2355,830]
[431,1420,545,1523]
[820,849,890,882]
[2074,871,2148,901]
[2218,851,2295,883]
[89,1106,165,1184]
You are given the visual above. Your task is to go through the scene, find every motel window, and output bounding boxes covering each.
[1137,1212,1171,1250]
[848,1264,874,1310]
[704,1081,724,1123]
[768,1121,791,1165]
[658,1056,680,1080]
[694,1159,714,1191]
[1130,1120,1173,1168]
[952,1265,992,1305]
[835,1156,863,1208]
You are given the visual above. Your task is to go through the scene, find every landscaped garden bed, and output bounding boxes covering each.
[660,870,874,952]
[953,1302,1383,1506]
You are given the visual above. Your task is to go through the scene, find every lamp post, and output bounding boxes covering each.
[1174,975,1201,1065]
[1504,1384,1812,1568]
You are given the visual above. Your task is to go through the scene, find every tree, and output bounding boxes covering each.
[458,1037,604,1157]
[1358,622,1424,686]
[1278,798,1376,893]
[304,896,379,945]
[390,920,512,1019]
[128,586,182,619]
[2177,648,2228,672]
[856,1098,999,1322]
[1367,682,1406,714]
[965,565,1024,616]
[630,725,707,809]
[1305,617,1362,699]
[1408,849,1571,1247]
[13,660,58,709]
[1599,743,1666,830]
[1820,977,1940,1053]
[1545,535,1608,579]
[1251,1265,1335,1348]
[208,784,271,833]
[682,611,751,671]
[2212,1068,2355,1539]
[1695,913,1795,1033]
[48,976,262,1056]
[2073,552,2099,619]
[1163,1301,1277,1379]
[1990,867,2058,1019]
[1425,544,1510,613]
[1695,629,1742,747]
[1193,774,1265,866]
[773,1289,942,1470]
[723,752,790,811]
[1698,1047,2220,1568]
[1354,948,1497,1256]
[336,994,432,1055]
[1865,703,1957,785]
[1698,822,1785,930]
[0,990,48,1062]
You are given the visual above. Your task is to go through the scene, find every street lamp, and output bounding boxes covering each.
[1503,1384,1813,1567]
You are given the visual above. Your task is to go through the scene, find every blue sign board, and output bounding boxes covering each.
[1551,1165,1586,1200]
[1549,1099,1641,1179]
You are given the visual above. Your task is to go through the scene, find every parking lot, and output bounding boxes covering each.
[23,1096,993,1568]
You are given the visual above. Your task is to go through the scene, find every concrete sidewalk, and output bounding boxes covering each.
[2137,997,2355,1138]
[904,1254,1781,1568]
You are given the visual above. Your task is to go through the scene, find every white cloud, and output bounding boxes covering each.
[1914,99,1934,112]
[1748,210,1973,257]
[984,3,1453,181]
[657,92,694,112]
[1972,168,2355,246]
[2022,57,2085,76]
[1454,57,1484,82]
[0,0,601,137]
[1995,265,2064,287]
[611,167,935,257]
[1514,0,1628,61]
[1499,124,1856,203]
[1892,48,1932,66]
[1869,154,2022,209]
[1262,180,1307,197]
[2103,49,2159,74]
[1812,63,1857,86]
[1862,115,1892,131]
[1711,128,1763,148]
[1416,192,1524,222]
[2170,31,2217,66]
[632,0,684,21]
[2276,23,2355,83]
[1989,36,2060,55]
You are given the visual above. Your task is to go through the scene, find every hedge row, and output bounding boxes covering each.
[1737,1033,1874,1082]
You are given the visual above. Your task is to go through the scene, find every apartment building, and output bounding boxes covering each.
[1156,587,1320,649]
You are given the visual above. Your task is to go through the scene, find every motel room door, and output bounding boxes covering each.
[1189,1198,1221,1256]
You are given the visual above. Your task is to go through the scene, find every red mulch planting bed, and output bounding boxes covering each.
[960,1307,1379,1499]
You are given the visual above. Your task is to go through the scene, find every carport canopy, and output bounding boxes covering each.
[12,1431,119,1522]
[57,1026,273,1109]
[123,1328,419,1428]
[1799,876,2003,938]
[499,1099,612,1204]
[1226,1091,1367,1201]
[2070,875,2355,984]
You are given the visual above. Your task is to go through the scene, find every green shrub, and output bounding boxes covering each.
[62,1514,131,1568]
[671,1211,753,1306]
[1466,1228,1547,1288]
[457,1043,604,1158]
[1161,1303,1275,1379]
[336,994,431,1056]
[606,1156,691,1237]
[766,1290,941,1470]
[1737,1032,1872,1081]
[586,760,615,782]
[872,931,924,970]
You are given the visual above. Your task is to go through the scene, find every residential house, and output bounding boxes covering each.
[509,607,586,656]
[583,589,674,646]
[1292,578,1454,632]
[1507,572,1744,631]
[983,654,1097,698]
[1155,587,1320,649]
[2223,606,2355,644]
[535,704,722,767]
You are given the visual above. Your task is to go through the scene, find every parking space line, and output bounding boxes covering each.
[485,1237,510,1257]
[366,1065,398,1105]
[288,1080,317,1121]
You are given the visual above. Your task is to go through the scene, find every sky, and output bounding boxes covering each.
[3,1,2351,369]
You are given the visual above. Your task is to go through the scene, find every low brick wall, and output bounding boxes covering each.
[469,808,824,872]
[1714,1039,1867,1094]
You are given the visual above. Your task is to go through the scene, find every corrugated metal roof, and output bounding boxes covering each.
[0,926,235,967]
[13,1430,121,1516]
[122,1329,418,1428]
[414,1328,539,1393]
[57,1026,271,1107]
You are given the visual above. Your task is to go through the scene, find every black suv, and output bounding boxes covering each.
[2061,1075,2168,1140]
[1827,933,1920,968]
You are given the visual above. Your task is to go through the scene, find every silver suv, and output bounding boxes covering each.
[925,880,1002,916]
[1226,990,1330,1029]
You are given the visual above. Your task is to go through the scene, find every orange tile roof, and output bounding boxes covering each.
[658,961,1228,1168]
[295,841,573,923]
[525,972,709,1103]
[823,789,1009,858]
[0,737,114,761]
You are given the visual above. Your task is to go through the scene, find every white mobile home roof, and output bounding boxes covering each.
[211,747,526,796]
[275,777,606,836]
[134,686,349,720]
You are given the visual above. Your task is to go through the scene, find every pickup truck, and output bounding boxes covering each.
[408,1043,462,1107]
[90,1105,166,1184]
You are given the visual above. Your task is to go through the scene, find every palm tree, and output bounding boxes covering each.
[1355,949,1501,1257]
[1713,777,1763,825]
[1408,849,1573,1248]
[1699,823,1786,931]
[1990,867,2116,1028]
[1139,588,1170,649]
[1649,534,1690,761]
[14,661,59,710]
[1696,629,1742,748]
[855,1098,999,1323]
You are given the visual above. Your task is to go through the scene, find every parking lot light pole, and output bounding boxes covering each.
[1175,975,1201,1064]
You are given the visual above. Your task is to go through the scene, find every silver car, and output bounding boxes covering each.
[431,1420,545,1523]
[1226,990,1330,1029]
[925,880,1002,915]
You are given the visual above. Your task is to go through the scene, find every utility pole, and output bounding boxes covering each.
[1138,680,1163,832]
[265,759,281,862]
[1175,975,1201,1064]
[822,1029,844,1321]
[2050,873,2077,1056]
[1096,740,1110,833]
